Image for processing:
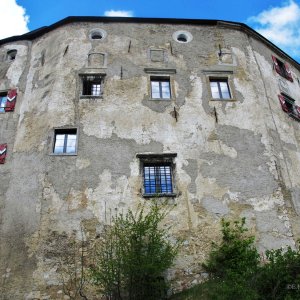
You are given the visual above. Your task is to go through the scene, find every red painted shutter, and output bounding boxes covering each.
[278,94,289,112]
[0,144,7,164]
[296,105,300,118]
[272,55,281,75]
[284,63,293,82]
[4,89,17,112]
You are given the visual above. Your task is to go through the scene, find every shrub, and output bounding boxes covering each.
[202,218,260,299]
[90,203,179,300]
[172,218,300,300]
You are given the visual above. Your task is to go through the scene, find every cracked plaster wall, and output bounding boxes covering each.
[0,22,300,298]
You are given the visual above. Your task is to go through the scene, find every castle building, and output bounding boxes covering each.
[1,16,300,299]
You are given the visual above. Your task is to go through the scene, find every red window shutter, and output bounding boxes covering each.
[0,144,7,164]
[278,94,289,112]
[296,105,300,118]
[284,63,293,82]
[4,89,17,112]
[272,55,281,75]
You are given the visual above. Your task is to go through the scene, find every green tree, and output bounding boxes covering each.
[255,246,300,299]
[203,218,260,299]
[90,203,179,300]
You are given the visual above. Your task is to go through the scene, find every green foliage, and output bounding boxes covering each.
[90,203,179,300]
[255,246,300,299]
[203,218,260,279]
[202,218,260,299]
[171,218,300,300]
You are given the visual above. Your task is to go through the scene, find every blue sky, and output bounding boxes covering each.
[1,0,300,62]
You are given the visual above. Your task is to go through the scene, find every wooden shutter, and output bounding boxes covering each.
[0,144,7,164]
[4,89,17,112]
[284,63,293,82]
[272,55,281,75]
[278,94,289,112]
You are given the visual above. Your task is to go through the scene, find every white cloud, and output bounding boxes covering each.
[248,0,300,59]
[0,0,29,39]
[104,10,133,17]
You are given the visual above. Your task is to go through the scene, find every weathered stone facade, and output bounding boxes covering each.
[1,17,300,299]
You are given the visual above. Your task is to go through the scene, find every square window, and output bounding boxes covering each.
[0,93,7,113]
[53,128,77,155]
[210,79,231,100]
[137,153,176,197]
[150,77,171,99]
[144,164,173,194]
[81,75,103,96]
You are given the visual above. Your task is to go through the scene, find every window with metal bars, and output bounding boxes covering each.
[53,128,77,155]
[137,153,176,197]
[81,75,102,96]
[143,164,173,195]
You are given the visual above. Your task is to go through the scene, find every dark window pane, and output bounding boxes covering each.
[82,75,102,95]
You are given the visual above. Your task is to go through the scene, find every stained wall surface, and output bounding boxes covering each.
[1,20,300,299]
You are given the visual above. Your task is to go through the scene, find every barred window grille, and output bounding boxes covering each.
[82,75,102,96]
[143,164,173,194]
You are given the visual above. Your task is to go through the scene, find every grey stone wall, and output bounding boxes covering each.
[1,20,300,299]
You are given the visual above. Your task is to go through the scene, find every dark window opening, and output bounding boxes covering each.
[7,50,17,61]
[53,129,77,154]
[210,79,231,99]
[150,77,171,99]
[272,55,293,82]
[279,93,300,121]
[277,60,289,78]
[82,75,102,96]
[144,164,173,195]
[91,33,103,40]
[177,34,188,42]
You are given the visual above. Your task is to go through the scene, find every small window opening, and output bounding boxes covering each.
[281,93,296,114]
[7,50,17,61]
[137,153,177,197]
[0,92,7,113]
[173,31,193,43]
[277,59,288,78]
[89,29,107,41]
[177,34,188,42]
[272,55,293,82]
[81,75,102,96]
[144,164,173,194]
[53,128,77,154]
[91,33,103,40]
[210,78,231,100]
[150,77,171,99]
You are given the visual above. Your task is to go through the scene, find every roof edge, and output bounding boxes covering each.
[0,16,298,68]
